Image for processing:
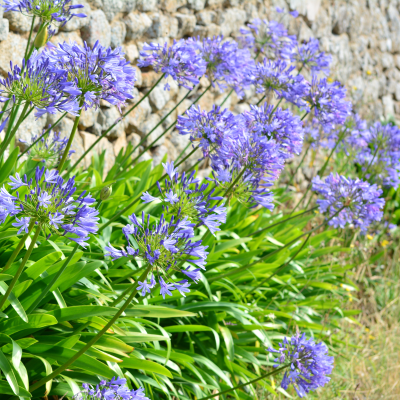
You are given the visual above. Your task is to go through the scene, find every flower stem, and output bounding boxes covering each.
[0,223,41,311]
[98,145,199,232]
[26,243,80,315]
[24,16,36,61]
[58,99,84,173]
[2,219,36,272]
[18,112,67,159]
[285,143,311,189]
[66,74,166,175]
[0,103,32,159]
[28,264,153,394]
[197,365,288,400]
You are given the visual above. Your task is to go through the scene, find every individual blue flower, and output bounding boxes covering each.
[1,166,99,246]
[45,41,136,112]
[3,0,86,26]
[243,104,304,159]
[294,38,332,74]
[189,35,255,98]
[305,75,352,130]
[312,173,385,232]
[12,216,30,234]
[0,50,80,118]
[239,18,297,60]
[268,332,334,398]
[141,161,227,236]
[347,121,400,189]
[176,105,238,158]
[249,59,308,107]
[104,212,208,299]
[138,39,206,90]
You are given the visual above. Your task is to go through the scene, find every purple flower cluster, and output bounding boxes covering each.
[0,50,80,118]
[305,76,352,130]
[76,377,149,400]
[268,333,334,398]
[3,0,86,26]
[138,40,206,90]
[104,211,208,299]
[190,35,255,98]
[239,18,296,60]
[348,122,400,189]
[312,173,385,232]
[249,59,308,107]
[141,162,227,236]
[19,128,74,168]
[294,38,332,74]
[44,41,136,112]
[243,104,304,159]
[176,105,237,158]
[0,166,99,247]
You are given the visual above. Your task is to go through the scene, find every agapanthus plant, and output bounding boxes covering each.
[294,38,332,74]
[19,128,73,168]
[75,377,149,400]
[176,105,238,158]
[104,211,208,299]
[0,50,80,118]
[190,35,255,98]
[243,104,304,159]
[141,162,227,235]
[239,18,297,60]
[0,166,98,247]
[250,59,308,108]
[312,173,384,232]
[268,332,334,398]
[3,0,86,27]
[305,76,352,130]
[138,39,207,90]
[44,41,136,112]
[347,121,400,189]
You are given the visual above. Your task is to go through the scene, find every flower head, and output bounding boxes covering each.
[19,128,73,168]
[176,105,238,158]
[3,0,86,26]
[294,38,332,74]
[141,162,227,236]
[0,50,80,118]
[75,377,149,400]
[190,35,255,98]
[1,166,99,247]
[104,211,208,299]
[312,173,385,232]
[243,104,304,159]
[138,40,206,90]
[268,332,334,398]
[239,18,297,60]
[44,41,136,111]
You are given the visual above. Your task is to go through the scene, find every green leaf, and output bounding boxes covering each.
[0,380,31,396]
[46,306,119,322]
[0,348,19,395]
[0,281,28,322]
[0,314,57,335]
[124,305,196,318]
[20,251,63,281]
[121,358,173,378]
[219,326,235,361]
[0,229,19,241]
[0,147,19,184]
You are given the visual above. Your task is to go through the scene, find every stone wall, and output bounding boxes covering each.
[2,0,400,173]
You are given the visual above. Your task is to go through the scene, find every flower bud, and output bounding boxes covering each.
[100,186,112,201]
[34,28,48,49]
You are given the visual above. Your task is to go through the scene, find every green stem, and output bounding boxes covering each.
[25,22,46,60]
[197,365,288,400]
[18,112,67,159]
[0,103,31,159]
[24,16,36,61]
[66,74,166,175]
[208,207,344,282]
[2,219,36,272]
[58,99,84,173]
[224,167,247,200]
[0,223,40,311]
[99,145,200,233]
[285,143,311,189]
[248,206,318,237]
[28,264,153,393]
[26,243,80,315]
[361,145,380,180]
[220,88,233,107]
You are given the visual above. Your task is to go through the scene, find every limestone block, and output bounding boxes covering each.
[124,12,152,40]
[81,9,111,47]
[110,20,126,47]
[0,33,27,75]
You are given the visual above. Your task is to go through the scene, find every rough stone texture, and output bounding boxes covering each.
[4,0,400,175]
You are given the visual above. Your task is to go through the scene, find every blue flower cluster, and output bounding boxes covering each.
[0,166,99,247]
[76,377,149,400]
[268,333,334,398]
